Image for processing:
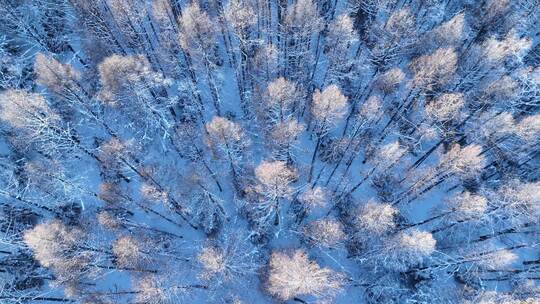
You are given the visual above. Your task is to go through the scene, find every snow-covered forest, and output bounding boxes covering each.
[0,0,539,303]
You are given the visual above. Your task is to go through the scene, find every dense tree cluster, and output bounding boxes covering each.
[0,0,539,303]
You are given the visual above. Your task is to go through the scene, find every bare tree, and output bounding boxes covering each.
[323,14,358,86]
[294,185,328,223]
[197,230,260,284]
[378,229,436,272]
[205,116,249,187]
[353,201,398,247]
[375,68,405,96]
[0,90,89,156]
[424,93,465,124]
[112,235,152,270]
[303,217,346,248]
[246,160,297,235]
[308,85,349,182]
[409,47,458,92]
[266,249,344,301]
[224,0,258,116]
[283,0,323,84]
[98,54,175,140]
[259,77,304,128]
[269,119,305,162]
[23,220,103,285]
[178,2,222,115]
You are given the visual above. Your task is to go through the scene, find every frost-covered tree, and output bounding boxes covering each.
[34,53,81,97]
[324,14,358,85]
[438,144,486,180]
[178,2,222,115]
[251,44,279,86]
[0,90,88,156]
[269,119,305,162]
[180,170,226,235]
[353,201,397,246]
[197,230,259,283]
[379,229,436,272]
[409,47,457,92]
[308,85,348,181]
[425,93,465,124]
[266,249,343,301]
[294,185,328,222]
[98,54,175,140]
[283,0,324,84]
[205,116,249,186]
[345,140,407,195]
[368,7,418,68]
[303,217,345,248]
[375,68,405,96]
[2,0,539,302]
[23,220,103,285]
[246,160,296,234]
[401,144,486,203]
[254,160,296,201]
[259,77,304,127]
[224,0,258,114]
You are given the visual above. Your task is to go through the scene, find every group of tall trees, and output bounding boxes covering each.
[0,0,539,303]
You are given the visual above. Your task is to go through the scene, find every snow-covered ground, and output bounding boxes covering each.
[0,0,539,303]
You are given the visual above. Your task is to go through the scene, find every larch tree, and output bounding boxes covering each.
[418,191,491,245]
[205,116,249,186]
[254,160,297,202]
[251,43,279,87]
[98,54,175,141]
[181,169,227,235]
[308,84,349,182]
[269,118,306,162]
[23,220,103,286]
[409,47,458,92]
[302,217,346,248]
[112,235,145,266]
[323,14,358,86]
[379,229,436,272]
[339,140,407,198]
[294,185,329,223]
[368,7,417,68]
[33,53,119,136]
[224,0,258,115]
[324,94,384,188]
[2,1,539,303]
[424,93,466,124]
[178,2,222,115]
[260,77,304,128]
[438,144,486,180]
[444,192,489,223]
[197,230,260,284]
[266,249,344,301]
[283,0,323,84]
[374,68,406,96]
[401,144,486,204]
[0,90,88,157]
[34,53,82,98]
[353,201,398,246]
[247,160,296,235]
[150,0,189,78]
